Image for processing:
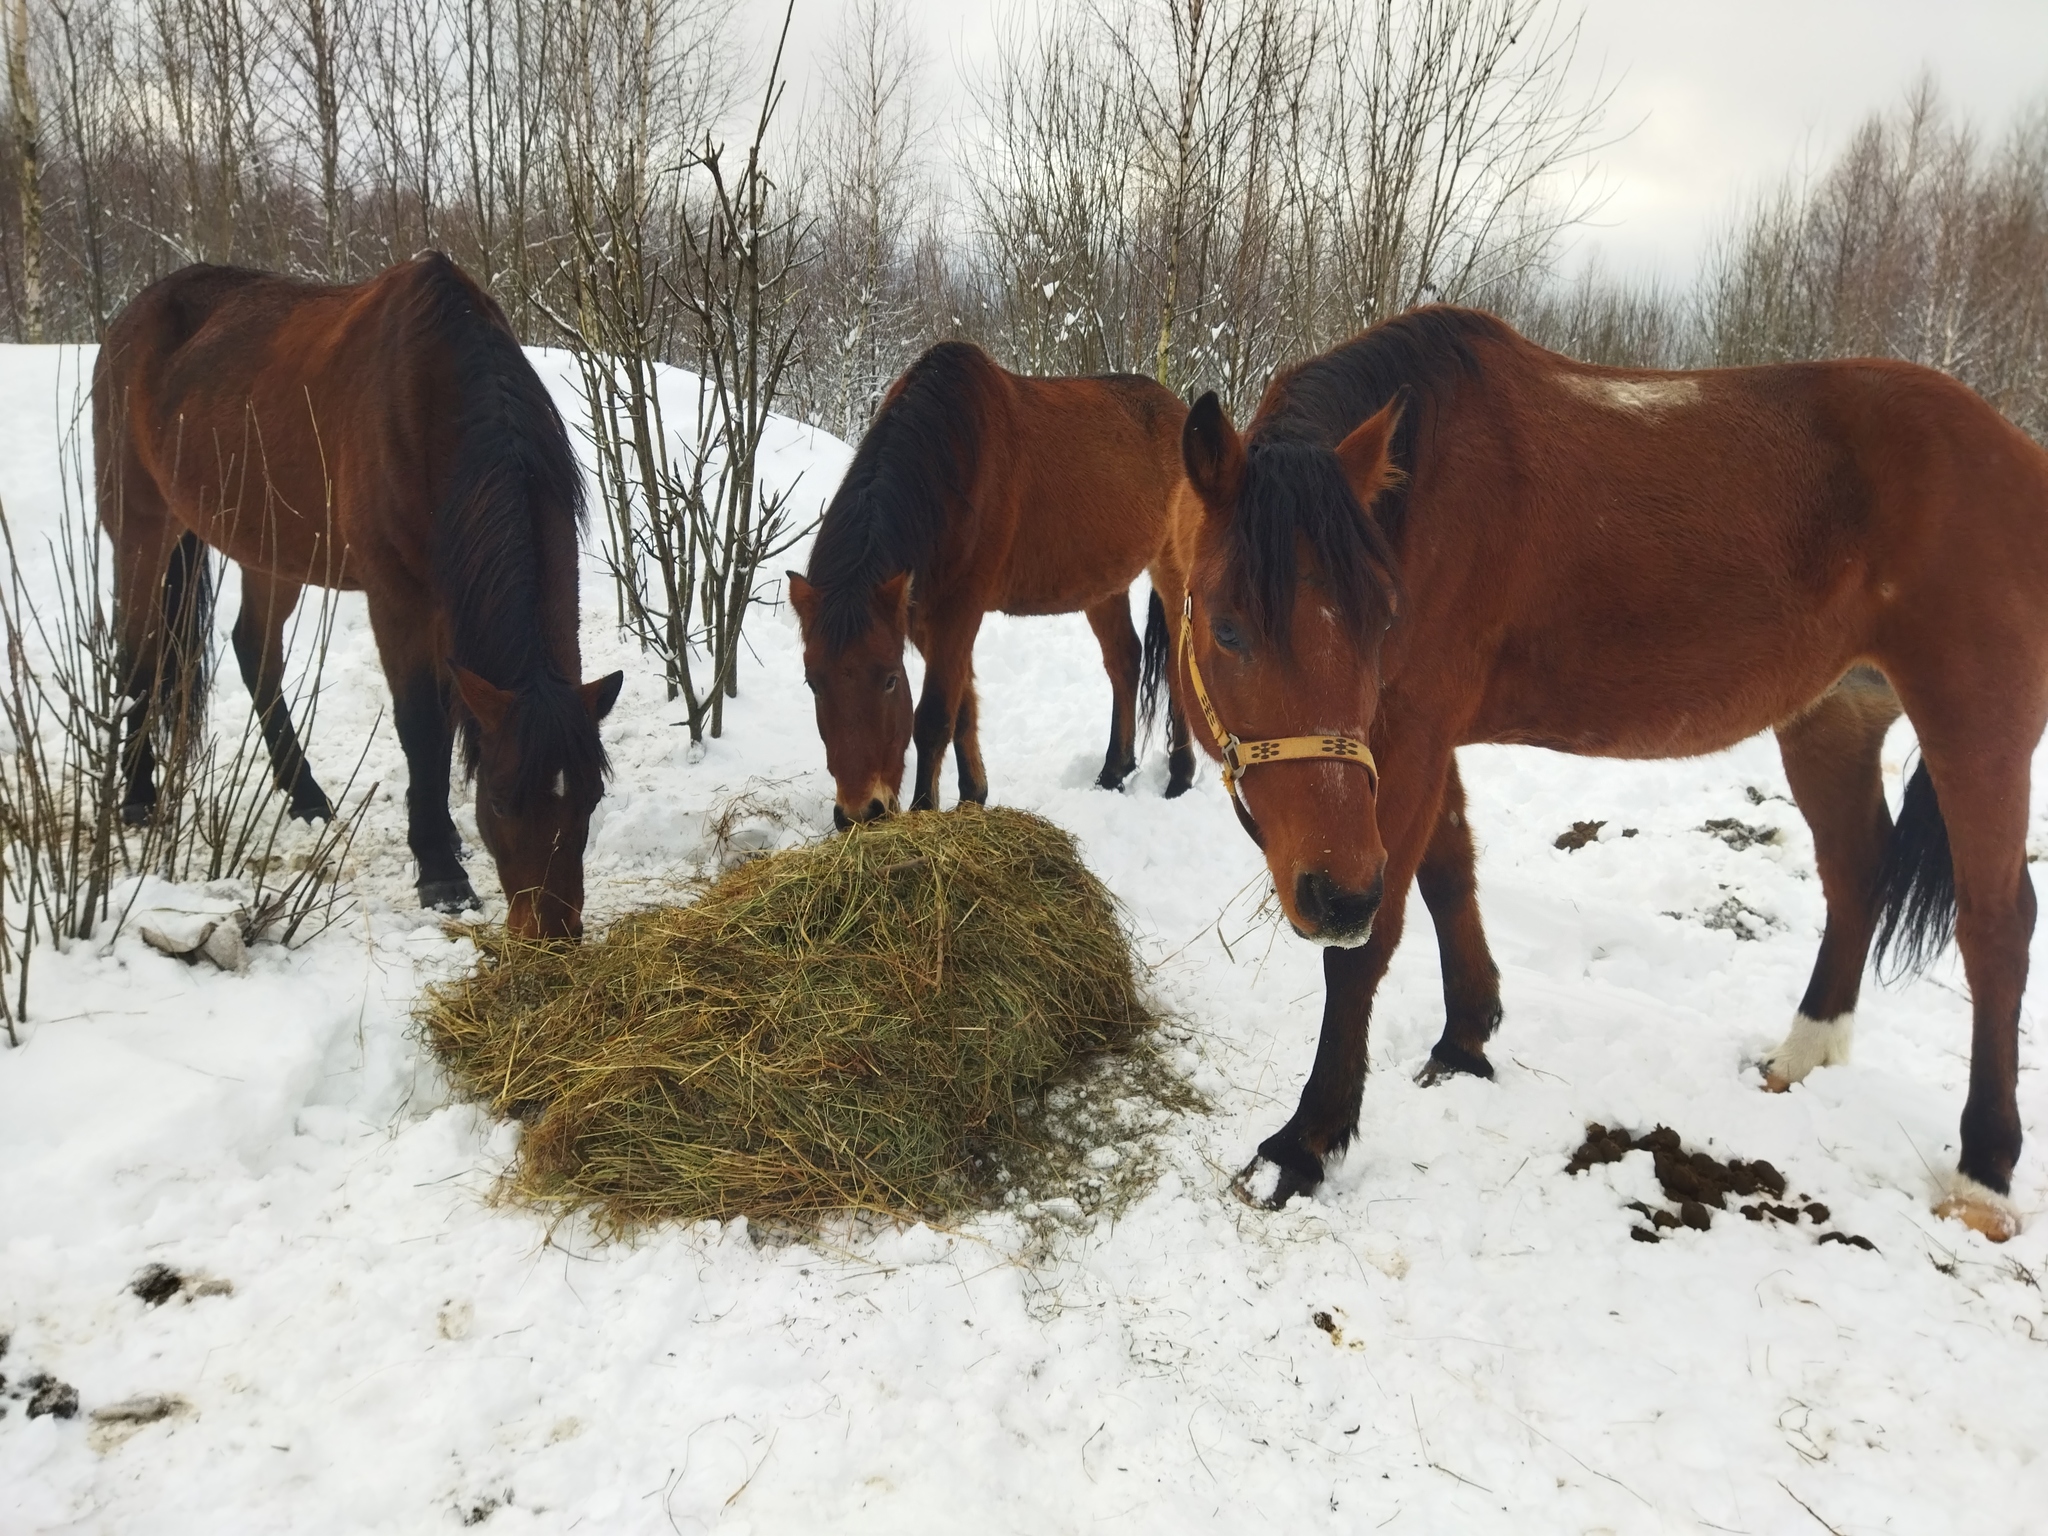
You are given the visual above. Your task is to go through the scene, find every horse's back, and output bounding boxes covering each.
[978,367,1185,615]
[95,256,531,596]
[1400,321,2048,754]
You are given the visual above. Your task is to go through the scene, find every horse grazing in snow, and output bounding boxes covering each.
[789,342,1193,825]
[96,254,622,939]
[1149,304,2048,1241]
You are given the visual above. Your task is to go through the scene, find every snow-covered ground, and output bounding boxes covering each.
[3,342,2046,1534]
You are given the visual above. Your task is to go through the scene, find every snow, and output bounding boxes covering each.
[4,342,2048,1533]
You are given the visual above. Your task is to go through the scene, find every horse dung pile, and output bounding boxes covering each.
[421,805,1153,1230]
[1568,1123,1876,1250]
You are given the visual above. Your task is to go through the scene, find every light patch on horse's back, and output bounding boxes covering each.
[1558,372,1700,415]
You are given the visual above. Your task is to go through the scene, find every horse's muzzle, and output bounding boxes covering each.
[833,787,900,829]
[1290,870,1382,948]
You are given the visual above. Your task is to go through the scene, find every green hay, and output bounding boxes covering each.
[421,804,1156,1232]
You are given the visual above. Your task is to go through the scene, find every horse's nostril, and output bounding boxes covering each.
[833,804,853,831]
[862,798,888,822]
[1296,871,1332,928]
[1295,871,1382,937]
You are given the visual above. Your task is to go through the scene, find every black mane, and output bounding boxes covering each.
[805,341,996,652]
[1229,306,1498,646]
[412,253,606,807]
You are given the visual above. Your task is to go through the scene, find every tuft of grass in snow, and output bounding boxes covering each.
[421,804,1189,1233]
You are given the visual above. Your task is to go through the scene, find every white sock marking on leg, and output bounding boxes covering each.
[1763,1011,1854,1086]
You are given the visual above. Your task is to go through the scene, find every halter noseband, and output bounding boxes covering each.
[1179,595,1378,847]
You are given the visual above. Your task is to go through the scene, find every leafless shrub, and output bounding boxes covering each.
[545,0,809,744]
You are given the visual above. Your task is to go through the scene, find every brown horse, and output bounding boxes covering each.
[95,254,623,939]
[787,342,1194,826]
[1153,305,2048,1241]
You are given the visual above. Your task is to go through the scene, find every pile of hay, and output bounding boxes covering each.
[422,804,1152,1230]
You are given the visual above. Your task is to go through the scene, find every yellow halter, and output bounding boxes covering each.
[1178,595,1378,837]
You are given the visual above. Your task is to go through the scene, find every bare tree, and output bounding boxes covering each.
[6,0,40,339]
[806,0,934,438]
[278,0,359,276]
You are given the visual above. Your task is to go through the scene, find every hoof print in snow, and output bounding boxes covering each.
[462,1490,514,1525]
[24,1373,80,1420]
[1665,894,1779,941]
[131,1263,185,1307]
[1698,817,1780,850]
[1569,1122,1878,1252]
[1553,819,1605,851]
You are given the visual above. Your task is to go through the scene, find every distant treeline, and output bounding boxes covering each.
[2,0,2044,441]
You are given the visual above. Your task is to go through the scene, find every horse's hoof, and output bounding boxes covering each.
[120,801,154,827]
[1095,762,1137,792]
[1231,1154,1322,1209]
[1935,1173,2021,1242]
[1163,778,1193,800]
[1759,1013,1852,1094]
[1233,1131,1326,1208]
[1416,1040,1495,1085]
[290,797,334,824]
[419,879,481,915]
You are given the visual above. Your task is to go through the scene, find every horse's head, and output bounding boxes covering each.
[786,570,913,827]
[1176,390,1404,946]
[452,666,624,940]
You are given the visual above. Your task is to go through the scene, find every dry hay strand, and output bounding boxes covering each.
[421,804,1158,1232]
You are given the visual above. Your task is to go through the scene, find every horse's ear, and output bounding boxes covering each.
[582,670,625,722]
[786,571,820,626]
[452,664,515,734]
[1335,398,1404,513]
[1182,391,1245,507]
[874,571,913,636]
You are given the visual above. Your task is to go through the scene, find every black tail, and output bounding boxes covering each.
[155,528,217,759]
[1873,759,1957,980]
[1139,586,1171,740]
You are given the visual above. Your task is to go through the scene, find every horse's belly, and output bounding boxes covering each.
[1471,661,1844,760]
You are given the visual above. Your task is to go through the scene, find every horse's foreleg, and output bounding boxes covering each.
[1240,744,1452,1207]
[952,678,988,805]
[368,594,474,912]
[1414,759,1505,1083]
[393,665,475,912]
[1165,695,1196,800]
[1084,595,1142,790]
[910,615,979,812]
[231,568,332,822]
[1765,669,1900,1089]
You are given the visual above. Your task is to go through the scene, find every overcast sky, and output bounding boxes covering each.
[756,0,2048,283]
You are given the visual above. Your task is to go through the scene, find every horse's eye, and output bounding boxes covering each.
[1212,617,1246,653]
[881,673,898,693]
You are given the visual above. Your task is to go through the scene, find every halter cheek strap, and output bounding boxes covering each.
[1179,595,1379,847]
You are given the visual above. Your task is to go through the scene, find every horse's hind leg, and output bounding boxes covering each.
[231,567,333,822]
[111,534,174,825]
[1084,595,1142,790]
[1764,666,1901,1088]
[1894,690,2043,1240]
[1413,760,1506,1083]
[103,449,186,824]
